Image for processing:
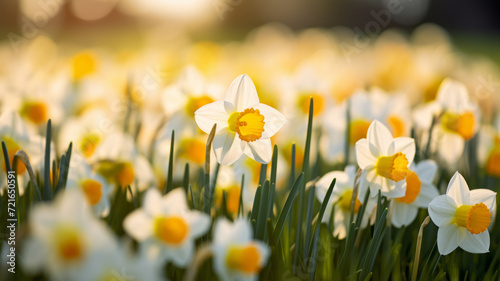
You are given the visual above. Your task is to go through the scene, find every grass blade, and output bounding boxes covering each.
[164,130,175,194]
[43,119,52,201]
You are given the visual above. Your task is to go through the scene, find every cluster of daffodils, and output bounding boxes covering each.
[0,23,498,280]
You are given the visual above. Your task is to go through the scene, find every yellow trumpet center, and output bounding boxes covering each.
[179,138,206,164]
[81,179,103,206]
[376,152,409,182]
[298,93,325,116]
[80,133,101,158]
[216,185,241,214]
[396,170,421,204]
[441,111,475,140]
[226,244,261,273]
[55,226,84,262]
[350,119,371,144]
[186,95,215,117]
[97,161,135,188]
[454,203,491,234]
[228,108,265,142]
[387,116,405,138]
[20,101,48,125]
[72,51,97,80]
[1,137,27,174]
[154,216,189,245]
[339,190,362,213]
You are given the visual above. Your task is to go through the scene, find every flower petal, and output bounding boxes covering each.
[213,129,243,165]
[168,240,194,267]
[355,139,378,169]
[225,74,259,112]
[143,188,163,216]
[415,183,440,208]
[243,138,273,164]
[391,203,418,228]
[437,132,465,166]
[415,160,438,184]
[194,100,230,134]
[123,210,153,241]
[469,189,497,210]
[437,224,460,255]
[428,195,456,227]
[187,212,211,238]
[389,137,415,165]
[446,172,469,205]
[162,188,188,213]
[367,120,393,155]
[459,231,490,254]
[254,103,286,138]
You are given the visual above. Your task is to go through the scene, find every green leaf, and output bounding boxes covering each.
[256,180,270,241]
[43,119,52,201]
[164,130,175,194]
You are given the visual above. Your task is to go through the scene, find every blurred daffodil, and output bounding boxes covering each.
[428,172,497,255]
[195,74,286,165]
[391,160,440,228]
[355,120,415,199]
[212,218,270,281]
[123,188,211,267]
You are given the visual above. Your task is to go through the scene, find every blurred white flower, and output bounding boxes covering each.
[195,74,286,165]
[391,160,440,228]
[428,172,497,255]
[21,189,117,281]
[355,120,415,199]
[123,188,210,267]
[212,218,270,281]
[316,165,376,239]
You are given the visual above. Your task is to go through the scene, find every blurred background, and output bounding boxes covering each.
[1,0,499,63]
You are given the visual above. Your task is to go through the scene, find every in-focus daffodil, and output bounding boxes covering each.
[195,74,286,165]
[355,120,415,199]
[428,172,497,255]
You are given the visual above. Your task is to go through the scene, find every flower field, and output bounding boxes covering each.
[0,21,499,281]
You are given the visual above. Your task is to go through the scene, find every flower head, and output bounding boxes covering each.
[212,218,270,281]
[355,120,415,199]
[195,74,286,165]
[123,188,211,267]
[428,172,497,255]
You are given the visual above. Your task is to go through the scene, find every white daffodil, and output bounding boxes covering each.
[66,154,113,217]
[428,172,497,255]
[212,218,270,281]
[355,120,415,199]
[123,188,211,267]
[195,74,286,165]
[477,116,500,178]
[391,160,440,228]
[21,189,117,281]
[316,165,376,240]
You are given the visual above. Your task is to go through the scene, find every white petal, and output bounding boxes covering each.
[316,171,343,202]
[194,101,230,134]
[428,195,456,227]
[437,224,460,255]
[383,179,406,198]
[254,103,286,138]
[254,241,271,268]
[187,212,211,238]
[469,189,497,210]
[389,137,415,165]
[143,188,163,216]
[168,240,194,267]
[391,203,418,228]
[367,120,394,155]
[123,210,153,241]
[459,231,490,254]
[213,129,243,165]
[415,160,438,183]
[20,237,47,273]
[446,172,469,205]
[244,138,273,164]
[415,183,440,208]
[162,188,188,212]
[225,74,259,112]
[436,79,470,112]
[438,132,465,166]
[355,139,378,169]
[333,210,347,239]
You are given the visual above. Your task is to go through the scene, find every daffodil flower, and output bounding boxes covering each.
[212,218,270,281]
[391,160,440,228]
[428,172,497,255]
[123,188,211,267]
[316,165,376,239]
[21,189,117,281]
[355,120,415,199]
[195,74,286,165]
